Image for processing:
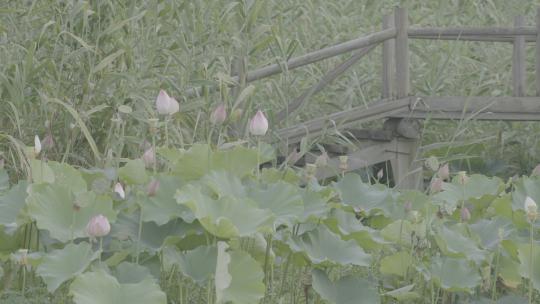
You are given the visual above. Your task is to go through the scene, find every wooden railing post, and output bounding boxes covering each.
[395,7,410,98]
[513,15,526,97]
[382,14,395,99]
[536,7,540,96]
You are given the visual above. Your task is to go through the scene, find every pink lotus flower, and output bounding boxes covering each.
[210,103,227,125]
[438,163,449,180]
[430,178,443,193]
[34,135,42,155]
[377,169,384,180]
[142,147,156,167]
[86,214,111,238]
[155,90,179,115]
[147,179,160,197]
[249,110,268,136]
[461,207,471,222]
[114,182,125,200]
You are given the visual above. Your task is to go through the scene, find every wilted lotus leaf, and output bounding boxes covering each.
[334,173,396,215]
[141,174,193,225]
[288,225,371,266]
[430,256,481,291]
[27,184,116,242]
[36,242,99,292]
[69,269,166,304]
[176,183,273,238]
[311,269,380,304]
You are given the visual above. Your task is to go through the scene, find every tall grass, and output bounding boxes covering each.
[1,0,539,177]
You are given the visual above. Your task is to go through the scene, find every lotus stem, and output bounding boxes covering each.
[135,208,143,264]
[491,243,500,303]
[99,237,103,263]
[257,138,261,180]
[529,220,534,304]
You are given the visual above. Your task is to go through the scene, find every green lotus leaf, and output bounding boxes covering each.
[0,227,24,256]
[0,181,28,229]
[430,257,481,291]
[380,251,412,277]
[434,225,486,265]
[300,188,331,222]
[111,212,203,253]
[380,220,414,247]
[512,176,540,211]
[69,269,166,304]
[326,209,386,250]
[496,295,528,304]
[36,242,99,292]
[213,144,273,177]
[48,161,87,194]
[288,225,371,266]
[248,180,303,226]
[164,245,217,285]
[517,243,540,291]
[141,174,193,225]
[114,262,152,284]
[202,170,247,198]
[216,245,265,304]
[384,284,419,301]
[469,218,512,249]
[312,268,380,304]
[118,159,148,185]
[334,173,396,215]
[499,254,521,289]
[435,174,501,210]
[261,167,300,184]
[176,184,273,238]
[27,184,116,242]
[30,159,55,184]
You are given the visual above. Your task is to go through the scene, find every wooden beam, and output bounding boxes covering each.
[275,97,412,144]
[275,44,377,121]
[409,35,535,43]
[390,139,423,189]
[184,28,396,98]
[392,96,540,121]
[382,14,395,99]
[536,7,540,96]
[395,7,410,99]
[513,16,527,97]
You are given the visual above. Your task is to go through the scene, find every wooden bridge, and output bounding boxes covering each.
[189,7,540,189]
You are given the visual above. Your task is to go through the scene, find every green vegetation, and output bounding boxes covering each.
[1,0,540,303]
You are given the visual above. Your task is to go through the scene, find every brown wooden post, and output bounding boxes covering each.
[390,7,422,189]
[382,14,395,99]
[513,15,526,97]
[536,7,540,96]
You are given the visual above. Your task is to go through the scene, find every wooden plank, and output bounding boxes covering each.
[275,44,377,121]
[536,7,540,96]
[314,140,397,180]
[382,14,395,99]
[395,7,409,98]
[409,35,535,43]
[390,139,423,189]
[408,26,536,37]
[184,28,397,98]
[275,97,412,144]
[392,96,540,121]
[513,16,527,97]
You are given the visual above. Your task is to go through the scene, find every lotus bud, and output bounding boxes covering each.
[114,182,125,200]
[426,156,439,172]
[404,201,412,213]
[42,133,54,151]
[86,214,111,239]
[210,103,227,125]
[524,196,538,222]
[339,155,348,172]
[142,147,156,167]
[155,90,179,115]
[377,169,384,180]
[147,179,160,197]
[410,210,421,223]
[305,163,317,181]
[315,151,329,168]
[438,163,450,181]
[34,135,42,155]
[532,164,540,176]
[460,206,471,222]
[430,178,443,194]
[249,110,268,136]
[457,171,469,185]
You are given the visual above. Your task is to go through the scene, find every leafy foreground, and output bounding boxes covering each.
[0,143,539,304]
